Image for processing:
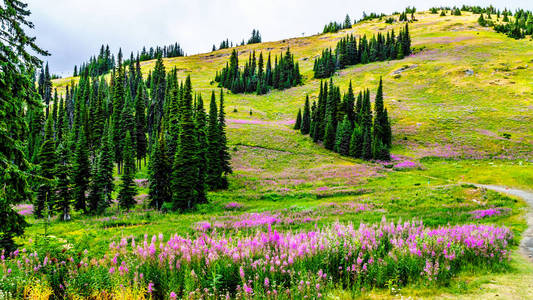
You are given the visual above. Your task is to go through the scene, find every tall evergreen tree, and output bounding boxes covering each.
[218,90,232,178]
[148,132,171,210]
[335,116,353,156]
[349,124,363,158]
[118,131,137,210]
[294,109,302,130]
[194,95,208,204]
[300,95,311,135]
[88,125,114,214]
[121,88,136,160]
[112,55,126,173]
[72,125,90,212]
[149,56,166,143]
[172,76,200,210]
[35,117,56,218]
[55,141,72,221]
[135,83,148,167]
[361,91,373,160]
[206,91,223,189]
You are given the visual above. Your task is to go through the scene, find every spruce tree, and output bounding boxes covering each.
[135,83,148,167]
[194,95,208,204]
[172,76,200,210]
[349,124,363,158]
[35,117,56,218]
[218,90,232,178]
[301,95,311,135]
[148,133,171,210]
[112,56,125,173]
[55,142,72,221]
[206,91,223,189]
[118,131,137,210]
[323,116,337,150]
[88,125,114,214]
[373,77,385,144]
[72,125,90,212]
[383,108,392,147]
[294,109,302,130]
[344,81,356,124]
[149,56,166,141]
[121,89,136,160]
[336,116,353,156]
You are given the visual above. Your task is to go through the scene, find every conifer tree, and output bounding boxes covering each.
[72,125,90,212]
[206,91,222,189]
[172,76,200,210]
[324,116,336,150]
[349,124,363,158]
[344,81,356,124]
[373,77,385,144]
[383,108,392,147]
[301,95,311,135]
[118,131,137,210]
[35,117,56,218]
[218,90,232,178]
[135,83,148,167]
[112,56,126,172]
[55,142,72,221]
[149,56,166,144]
[335,116,353,156]
[194,95,208,204]
[148,132,171,210]
[121,89,136,160]
[294,109,302,130]
[361,91,373,160]
[88,125,114,214]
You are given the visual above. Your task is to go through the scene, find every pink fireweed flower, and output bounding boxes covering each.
[169,292,177,299]
[224,202,243,210]
[264,277,270,287]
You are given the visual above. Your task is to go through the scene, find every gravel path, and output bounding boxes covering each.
[472,184,533,262]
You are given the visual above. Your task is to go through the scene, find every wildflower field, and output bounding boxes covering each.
[3,10,533,299]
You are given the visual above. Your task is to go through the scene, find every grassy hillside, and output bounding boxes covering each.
[23,10,533,298]
[54,11,533,161]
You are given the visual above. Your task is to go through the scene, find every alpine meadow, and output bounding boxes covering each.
[2,1,533,299]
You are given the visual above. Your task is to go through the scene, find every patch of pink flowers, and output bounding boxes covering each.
[470,208,511,219]
[14,204,33,216]
[393,160,418,169]
[1,218,514,298]
[224,202,243,210]
[195,211,318,231]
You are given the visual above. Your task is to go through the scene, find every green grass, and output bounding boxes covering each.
[34,10,533,297]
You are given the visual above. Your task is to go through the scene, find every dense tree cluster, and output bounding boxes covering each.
[26,54,231,223]
[314,24,411,79]
[212,30,263,51]
[322,14,353,33]
[214,48,301,94]
[136,42,184,62]
[213,39,233,51]
[247,29,262,44]
[359,12,387,23]
[450,6,533,40]
[75,43,184,77]
[295,78,391,161]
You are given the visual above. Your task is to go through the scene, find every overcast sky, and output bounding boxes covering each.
[27,0,533,75]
